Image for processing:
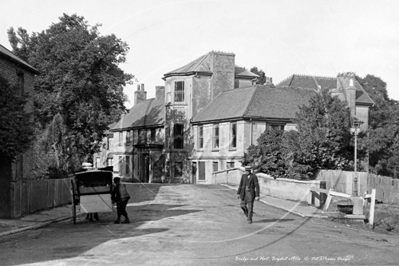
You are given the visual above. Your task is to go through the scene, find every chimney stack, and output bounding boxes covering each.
[155,86,165,100]
[337,72,356,117]
[134,83,147,105]
[265,77,273,85]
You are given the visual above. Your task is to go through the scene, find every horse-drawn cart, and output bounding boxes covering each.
[70,169,114,224]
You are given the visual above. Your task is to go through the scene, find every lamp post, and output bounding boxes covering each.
[351,119,363,196]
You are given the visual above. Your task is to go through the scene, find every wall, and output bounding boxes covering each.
[355,105,369,130]
[257,173,323,205]
[212,169,324,206]
[0,55,36,181]
[192,120,247,184]
[192,75,212,118]
[212,168,242,184]
[1,178,73,218]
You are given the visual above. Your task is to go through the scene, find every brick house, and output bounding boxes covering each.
[94,51,373,184]
[0,44,39,217]
[95,84,166,183]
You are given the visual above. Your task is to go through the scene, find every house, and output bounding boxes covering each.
[277,73,374,130]
[95,84,166,183]
[94,51,373,184]
[0,44,39,217]
[191,85,315,183]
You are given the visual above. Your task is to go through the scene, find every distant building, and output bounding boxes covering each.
[94,51,373,184]
[277,73,374,131]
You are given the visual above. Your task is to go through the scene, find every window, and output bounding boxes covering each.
[96,157,101,168]
[107,158,113,167]
[230,122,237,149]
[213,124,219,149]
[125,156,130,175]
[213,162,218,172]
[133,130,138,144]
[166,84,172,103]
[268,124,285,131]
[174,81,184,102]
[118,156,122,173]
[126,130,133,144]
[139,129,146,144]
[198,126,204,149]
[106,136,110,150]
[119,132,123,146]
[226,162,235,169]
[175,162,183,177]
[199,162,205,181]
[17,70,24,96]
[151,128,156,142]
[174,124,184,149]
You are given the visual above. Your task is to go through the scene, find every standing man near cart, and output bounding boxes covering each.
[237,165,260,224]
[111,177,131,224]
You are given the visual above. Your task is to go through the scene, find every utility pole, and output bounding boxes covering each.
[351,119,363,196]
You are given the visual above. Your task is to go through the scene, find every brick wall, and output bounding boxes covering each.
[1,56,36,181]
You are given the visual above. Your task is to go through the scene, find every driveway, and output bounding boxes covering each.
[0,184,398,265]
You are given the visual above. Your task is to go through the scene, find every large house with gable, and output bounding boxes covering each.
[94,51,373,184]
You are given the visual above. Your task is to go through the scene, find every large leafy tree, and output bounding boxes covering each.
[243,129,285,178]
[244,89,355,180]
[8,14,133,175]
[357,75,399,177]
[285,89,354,178]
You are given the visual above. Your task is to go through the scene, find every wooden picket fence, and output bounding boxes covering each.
[10,178,73,218]
[316,170,399,204]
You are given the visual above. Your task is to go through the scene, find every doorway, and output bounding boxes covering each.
[140,154,150,183]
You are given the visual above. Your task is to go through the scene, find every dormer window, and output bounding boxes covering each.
[174,81,184,102]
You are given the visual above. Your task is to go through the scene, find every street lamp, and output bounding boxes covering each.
[350,118,363,196]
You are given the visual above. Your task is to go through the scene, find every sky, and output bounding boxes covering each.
[1,0,398,108]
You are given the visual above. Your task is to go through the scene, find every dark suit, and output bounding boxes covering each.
[237,172,260,221]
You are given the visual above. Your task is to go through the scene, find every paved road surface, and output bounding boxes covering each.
[0,184,398,265]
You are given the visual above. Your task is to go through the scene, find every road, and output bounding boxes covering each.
[0,184,398,266]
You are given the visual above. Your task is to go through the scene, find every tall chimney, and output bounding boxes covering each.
[337,72,356,117]
[155,86,165,100]
[134,83,147,105]
[210,51,235,99]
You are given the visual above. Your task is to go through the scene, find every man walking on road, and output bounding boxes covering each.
[237,165,260,224]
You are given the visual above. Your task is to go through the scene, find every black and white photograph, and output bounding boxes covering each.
[1,0,399,265]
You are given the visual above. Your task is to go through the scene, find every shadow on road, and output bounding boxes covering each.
[0,202,202,266]
[253,218,295,224]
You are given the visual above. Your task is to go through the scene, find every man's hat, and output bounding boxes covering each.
[245,165,252,171]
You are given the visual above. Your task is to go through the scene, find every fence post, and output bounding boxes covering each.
[369,189,376,226]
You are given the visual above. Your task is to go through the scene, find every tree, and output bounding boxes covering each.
[357,75,399,177]
[244,89,356,180]
[250,67,267,85]
[8,14,133,176]
[243,129,285,178]
[0,74,35,161]
[284,89,355,179]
